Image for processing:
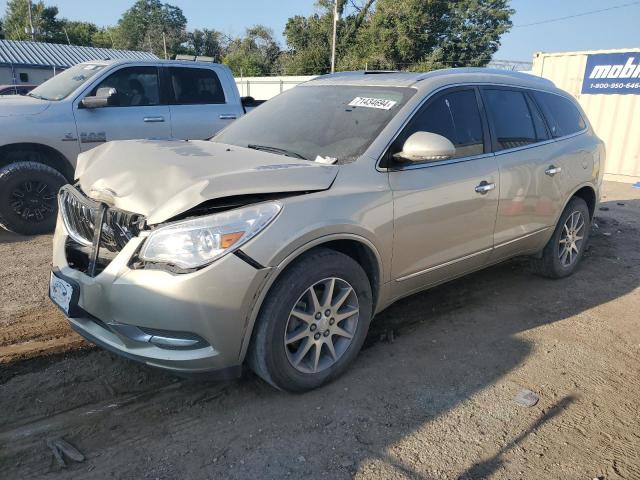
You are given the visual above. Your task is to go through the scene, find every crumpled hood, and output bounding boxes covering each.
[75,139,339,224]
[0,95,50,117]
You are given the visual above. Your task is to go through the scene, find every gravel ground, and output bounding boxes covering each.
[0,181,639,479]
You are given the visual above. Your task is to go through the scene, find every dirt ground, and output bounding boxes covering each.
[1,181,639,479]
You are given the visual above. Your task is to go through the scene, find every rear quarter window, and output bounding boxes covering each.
[533,91,586,138]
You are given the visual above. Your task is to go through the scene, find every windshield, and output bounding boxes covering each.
[29,63,106,101]
[213,85,416,163]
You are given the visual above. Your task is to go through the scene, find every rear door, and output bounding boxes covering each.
[481,87,584,261]
[74,65,171,152]
[166,65,244,140]
[389,87,499,296]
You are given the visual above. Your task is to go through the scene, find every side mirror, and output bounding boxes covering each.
[81,87,119,109]
[393,132,456,163]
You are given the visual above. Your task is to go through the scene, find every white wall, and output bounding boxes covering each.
[235,76,316,100]
[0,66,56,85]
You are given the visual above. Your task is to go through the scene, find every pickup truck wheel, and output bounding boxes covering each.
[0,162,66,235]
[248,248,373,392]
[530,197,591,279]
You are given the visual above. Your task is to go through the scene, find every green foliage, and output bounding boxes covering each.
[223,25,280,76]
[180,29,226,60]
[283,0,514,73]
[90,26,124,49]
[60,20,97,46]
[118,0,187,58]
[3,0,64,42]
[0,0,513,76]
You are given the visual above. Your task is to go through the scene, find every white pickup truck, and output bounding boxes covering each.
[0,59,259,235]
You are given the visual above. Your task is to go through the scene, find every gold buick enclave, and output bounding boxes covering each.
[50,69,603,391]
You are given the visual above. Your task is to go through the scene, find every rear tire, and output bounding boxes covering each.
[530,196,591,279]
[0,162,66,235]
[248,248,373,392]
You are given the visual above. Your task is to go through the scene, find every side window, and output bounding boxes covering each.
[169,67,226,105]
[525,93,549,141]
[533,91,586,138]
[397,89,484,160]
[483,89,537,151]
[90,66,160,107]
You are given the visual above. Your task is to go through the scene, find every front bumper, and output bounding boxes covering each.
[51,223,272,374]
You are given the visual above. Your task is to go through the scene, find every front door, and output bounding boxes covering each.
[388,87,499,297]
[73,65,171,152]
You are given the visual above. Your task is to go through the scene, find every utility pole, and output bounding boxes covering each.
[330,0,338,73]
[27,0,36,41]
[162,32,168,59]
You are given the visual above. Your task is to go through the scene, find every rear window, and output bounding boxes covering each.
[169,67,225,105]
[484,89,537,151]
[533,92,586,138]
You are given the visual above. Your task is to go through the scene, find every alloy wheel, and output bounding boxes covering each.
[10,180,57,223]
[558,210,585,267]
[284,277,359,374]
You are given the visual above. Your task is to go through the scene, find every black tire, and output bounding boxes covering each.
[0,161,67,235]
[530,196,591,279]
[248,248,373,392]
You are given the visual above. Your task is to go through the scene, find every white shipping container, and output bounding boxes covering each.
[532,48,640,183]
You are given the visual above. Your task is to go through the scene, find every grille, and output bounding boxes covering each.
[59,185,145,275]
[58,186,102,246]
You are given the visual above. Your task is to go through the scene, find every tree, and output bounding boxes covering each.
[282,0,513,74]
[181,28,226,60]
[282,0,376,74]
[223,25,280,76]
[3,0,64,42]
[59,20,97,46]
[90,26,124,49]
[117,0,187,58]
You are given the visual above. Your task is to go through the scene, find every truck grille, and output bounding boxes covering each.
[58,185,145,275]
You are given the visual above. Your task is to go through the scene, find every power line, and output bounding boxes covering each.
[513,1,640,28]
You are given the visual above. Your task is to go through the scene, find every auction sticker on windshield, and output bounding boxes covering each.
[349,97,398,110]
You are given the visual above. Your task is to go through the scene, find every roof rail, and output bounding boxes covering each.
[364,70,401,74]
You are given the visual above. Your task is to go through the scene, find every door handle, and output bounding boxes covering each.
[475,181,496,194]
[143,116,165,123]
[219,114,237,120]
[545,165,562,176]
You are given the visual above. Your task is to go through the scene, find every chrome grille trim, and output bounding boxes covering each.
[59,185,102,247]
[59,185,146,276]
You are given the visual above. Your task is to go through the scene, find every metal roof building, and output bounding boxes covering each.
[0,40,157,87]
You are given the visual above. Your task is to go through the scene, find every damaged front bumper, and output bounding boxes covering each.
[51,221,272,375]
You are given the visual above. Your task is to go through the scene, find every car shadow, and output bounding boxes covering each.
[0,230,35,244]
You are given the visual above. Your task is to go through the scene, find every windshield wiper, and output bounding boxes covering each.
[27,92,45,100]
[247,144,307,160]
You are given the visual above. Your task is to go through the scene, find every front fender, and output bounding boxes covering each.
[237,231,386,362]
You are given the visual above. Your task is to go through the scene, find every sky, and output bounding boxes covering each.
[1,0,638,62]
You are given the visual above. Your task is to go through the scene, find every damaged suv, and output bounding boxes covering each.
[50,69,603,392]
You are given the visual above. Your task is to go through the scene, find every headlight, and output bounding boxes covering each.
[139,201,282,269]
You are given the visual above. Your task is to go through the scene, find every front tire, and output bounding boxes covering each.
[0,162,66,235]
[530,196,591,278]
[248,248,373,392]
